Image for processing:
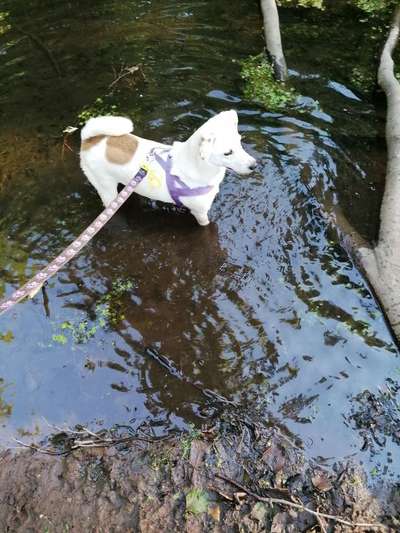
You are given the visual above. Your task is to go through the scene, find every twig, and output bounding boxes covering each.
[316,507,328,533]
[41,283,50,318]
[78,426,102,439]
[209,485,234,502]
[61,135,75,160]
[41,417,65,433]
[215,474,387,531]
[13,439,64,456]
[15,25,62,77]
[108,63,144,92]
[13,430,166,457]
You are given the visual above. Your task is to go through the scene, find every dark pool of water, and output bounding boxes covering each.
[0,0,399,481]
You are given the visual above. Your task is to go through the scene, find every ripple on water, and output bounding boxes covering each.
[0,0,398,482]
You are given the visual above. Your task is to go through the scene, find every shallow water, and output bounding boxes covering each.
[0,0,399,481]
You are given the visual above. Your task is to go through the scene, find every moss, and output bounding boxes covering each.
[95,278,134,326]
[279,0,396,11]
[185,488,210,515]
[279,0,324,8]
[181,424,201,459]
[61,320,98,344]
[353,0,397,13]
[350,65,377,93]
[77,97,120,126]
[53,278,134,345]
[150,449,173,471]
[0,330,14,343]
[52,334,68,345]
[0,379,12,418]
[240,54,297,111]
[0,11,10,35]
[0,231,31,298]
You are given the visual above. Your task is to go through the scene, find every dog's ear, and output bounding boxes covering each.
[199,133,216,160]
[228,109,238,125]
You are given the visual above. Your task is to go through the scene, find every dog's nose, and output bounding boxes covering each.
[249,161,257,171]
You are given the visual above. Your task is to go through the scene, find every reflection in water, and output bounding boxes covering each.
[0,378,12,419]
[0,0,399,481]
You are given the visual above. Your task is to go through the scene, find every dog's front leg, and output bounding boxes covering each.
[191,209,210,226]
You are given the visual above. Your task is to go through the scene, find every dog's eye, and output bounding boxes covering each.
[224,150,233,156]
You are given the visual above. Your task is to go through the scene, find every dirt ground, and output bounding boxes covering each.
[0,412,398,533]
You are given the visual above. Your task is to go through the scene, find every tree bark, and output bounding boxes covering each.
[260,0,288,81]
[326,7,400,344]
[347,6,400,343]
[359,6,400,341]
[258,3,400,341]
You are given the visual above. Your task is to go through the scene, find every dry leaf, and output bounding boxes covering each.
[208,503,221,522]
[312,471,333,493]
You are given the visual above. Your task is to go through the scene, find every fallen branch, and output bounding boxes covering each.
[215,473,387,531]
[143,345,237,406]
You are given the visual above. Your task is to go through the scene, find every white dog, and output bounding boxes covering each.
[80,110,256,225]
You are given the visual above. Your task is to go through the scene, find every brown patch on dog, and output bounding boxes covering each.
[81,135,105,151]
[105,134,138,165]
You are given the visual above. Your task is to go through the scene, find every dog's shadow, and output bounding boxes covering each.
[56,190,234,425]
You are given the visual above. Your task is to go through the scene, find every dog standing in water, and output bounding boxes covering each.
[80,110,256,225]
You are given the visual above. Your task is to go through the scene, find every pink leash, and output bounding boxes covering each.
[0,168,148,317]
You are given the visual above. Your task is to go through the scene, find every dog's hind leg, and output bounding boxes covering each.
[82,165,118,207]
[97,184,119,207]
[190,209,210,226]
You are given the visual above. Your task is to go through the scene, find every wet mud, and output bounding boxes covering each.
[0,413,398,532]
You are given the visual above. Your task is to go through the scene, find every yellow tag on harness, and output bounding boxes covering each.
[142,163,162,189]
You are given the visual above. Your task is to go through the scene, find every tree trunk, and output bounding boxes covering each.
[260,0,288,81]
[354,7,400,342]
[325,7,400,344]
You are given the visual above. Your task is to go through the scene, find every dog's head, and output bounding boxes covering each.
[198,110,257,175]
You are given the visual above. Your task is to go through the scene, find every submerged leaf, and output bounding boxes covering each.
[0,330,14,343]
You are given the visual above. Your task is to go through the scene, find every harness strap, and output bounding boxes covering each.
[0,166,148,317]
[151,149,213,207]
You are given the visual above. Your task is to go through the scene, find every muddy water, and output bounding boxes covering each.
[0,1,399,480]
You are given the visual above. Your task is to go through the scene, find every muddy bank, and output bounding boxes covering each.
[0,413,398,532]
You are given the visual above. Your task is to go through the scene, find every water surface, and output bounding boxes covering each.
[0,0,398,481]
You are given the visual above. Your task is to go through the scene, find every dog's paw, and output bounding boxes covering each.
[194,216,210,226]
[191,210,210,226]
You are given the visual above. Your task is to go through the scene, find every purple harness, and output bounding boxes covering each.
[151,148,213,207]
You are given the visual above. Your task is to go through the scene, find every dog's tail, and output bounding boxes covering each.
[81,116,133,141]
